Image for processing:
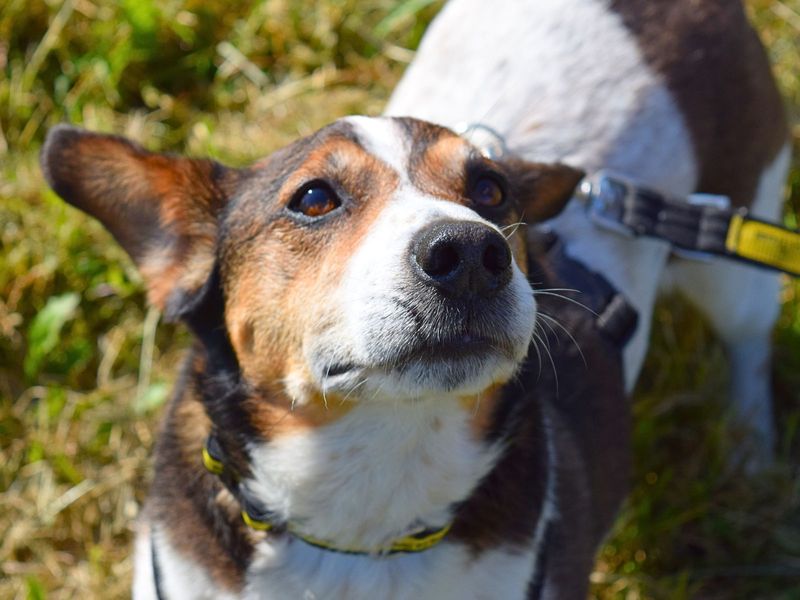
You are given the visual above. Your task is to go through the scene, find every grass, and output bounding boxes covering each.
[1,0,799,598]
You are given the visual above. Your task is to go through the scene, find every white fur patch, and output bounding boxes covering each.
[245,399,499,550]
[240,397,550,599]
[236,396,556,599]
[344,116,410,176]
[244,542,543,600]
[663,144,791,461]
[330,194,535,399]
[138,527,238,600]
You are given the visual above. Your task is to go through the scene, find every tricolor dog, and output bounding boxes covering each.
[40,0,786,597]
[42,116,629,599]
[388,0,790,463]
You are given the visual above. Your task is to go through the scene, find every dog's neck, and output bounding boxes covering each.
[242,396,502,552]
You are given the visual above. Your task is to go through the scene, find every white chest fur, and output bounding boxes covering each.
[139,397,551,600]
[238,398,543,599]
[244,399,498,551]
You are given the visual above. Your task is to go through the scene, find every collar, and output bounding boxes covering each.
[202,434,452,556]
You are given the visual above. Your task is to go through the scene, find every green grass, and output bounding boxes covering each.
[1,1,799,598]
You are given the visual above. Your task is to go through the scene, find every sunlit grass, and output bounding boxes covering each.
[1,1,799,598]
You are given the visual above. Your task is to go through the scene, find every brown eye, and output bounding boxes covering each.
[289,183,341,218]
[469,176,504,208]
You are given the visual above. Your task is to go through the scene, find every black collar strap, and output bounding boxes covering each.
[576,170,800,277]
[202,434,452,555]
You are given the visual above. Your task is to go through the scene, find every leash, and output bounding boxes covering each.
[202,433,452,556]
[576,170,800,276]
[457,125,799,277]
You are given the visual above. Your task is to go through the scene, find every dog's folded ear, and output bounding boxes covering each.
[502,158,585,222]
[41,124,241,317]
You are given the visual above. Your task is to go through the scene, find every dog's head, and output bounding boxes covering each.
[41,117,581,418]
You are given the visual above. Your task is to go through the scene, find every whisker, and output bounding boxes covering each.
[539,330,559,397]
[538,311,587,367]
[475,95,505,129]
[500,221,527,231]
[536,314,559,341]
[340,378,369,404]
[535,289,597,316]
[472,392,482,417]
[322,364,331,409]
[529,329,544,377]
[500,220,527,240]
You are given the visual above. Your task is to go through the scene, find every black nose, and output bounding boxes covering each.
[412,220,513,298]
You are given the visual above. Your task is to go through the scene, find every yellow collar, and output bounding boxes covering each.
[203,438,452,556]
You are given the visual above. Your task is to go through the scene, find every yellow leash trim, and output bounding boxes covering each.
[726,214,800,277]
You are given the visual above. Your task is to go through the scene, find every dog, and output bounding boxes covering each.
[387,0,790,464]
[42,115,630,598]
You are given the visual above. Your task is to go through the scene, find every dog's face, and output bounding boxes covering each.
[41,117,581,426]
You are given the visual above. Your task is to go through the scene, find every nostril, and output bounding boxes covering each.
[482,239,511,276]
[421,240,461,278]
[411,220,513,298]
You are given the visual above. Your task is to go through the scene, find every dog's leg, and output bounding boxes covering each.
[665,144,791,467]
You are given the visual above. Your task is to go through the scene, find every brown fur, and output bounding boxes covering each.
[41,126,240,311]
[222,134,401,437]
[149,356,252,592]
[610,0,789,206]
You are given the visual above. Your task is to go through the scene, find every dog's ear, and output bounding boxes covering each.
[503,158,584,222]
[41,125,241,316]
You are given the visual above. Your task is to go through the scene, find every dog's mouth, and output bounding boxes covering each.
[391,334,509,366]
[318,332,517,396]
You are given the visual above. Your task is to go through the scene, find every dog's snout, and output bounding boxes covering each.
[412,220,512,298]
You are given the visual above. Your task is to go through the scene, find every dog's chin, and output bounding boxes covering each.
[318,343,525,402]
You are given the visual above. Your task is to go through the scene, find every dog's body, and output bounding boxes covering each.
[40,0,787,598]
[43,116,628,599]
[387,0,790,459]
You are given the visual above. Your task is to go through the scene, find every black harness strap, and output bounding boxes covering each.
[527,521,552,600]
[527,231,637,599]
[151,532,167,600]
[530,229,639,348]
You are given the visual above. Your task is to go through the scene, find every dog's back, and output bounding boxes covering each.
[389,0,785,202]
[388,0,790,460]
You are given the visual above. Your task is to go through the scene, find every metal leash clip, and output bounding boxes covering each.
[575,170,733,262]
[574,170,637,238]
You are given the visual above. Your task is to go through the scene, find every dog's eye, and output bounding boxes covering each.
[289,182,341,218]
[469,176,505,208]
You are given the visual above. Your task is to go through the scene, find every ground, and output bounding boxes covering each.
[1,1,799,598]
